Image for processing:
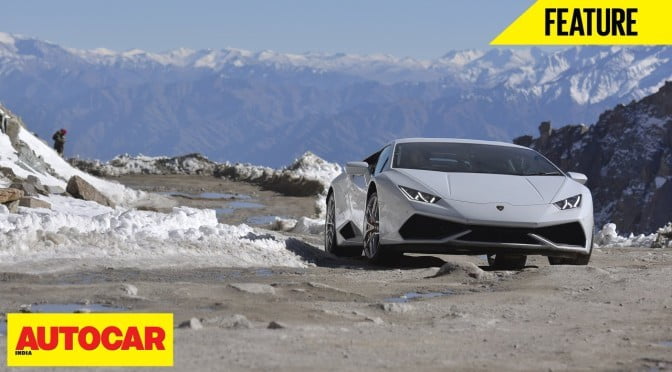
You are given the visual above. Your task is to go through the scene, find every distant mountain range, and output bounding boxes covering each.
[1,32,671,166]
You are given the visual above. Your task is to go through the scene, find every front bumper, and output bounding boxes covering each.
[378,193,594,257]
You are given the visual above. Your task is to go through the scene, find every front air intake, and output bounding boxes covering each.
[399,214,586,246]
[399,215,468,240]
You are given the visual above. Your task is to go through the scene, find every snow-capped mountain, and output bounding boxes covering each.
[1,32,671,166]
[515,82,672,235]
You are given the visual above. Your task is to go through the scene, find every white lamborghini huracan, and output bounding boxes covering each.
[325,138,594,269]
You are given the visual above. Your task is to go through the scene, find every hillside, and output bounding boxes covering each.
[515,82,672,234]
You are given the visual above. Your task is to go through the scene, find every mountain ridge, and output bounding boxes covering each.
[1,32,671,166]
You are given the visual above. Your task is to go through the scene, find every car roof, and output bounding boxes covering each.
[390,137,527,149]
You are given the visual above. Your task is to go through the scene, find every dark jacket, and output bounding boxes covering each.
[52,131,66,145]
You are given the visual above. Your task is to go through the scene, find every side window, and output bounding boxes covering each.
[374,146,392,175]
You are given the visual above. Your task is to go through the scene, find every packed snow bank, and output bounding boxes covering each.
[0,126,154,207]
[71,151,342,197]
[594,223,672,248]
[216,152,342,197]
[71,151,342,216]
[69,153,216,177]
[0,196,313,271]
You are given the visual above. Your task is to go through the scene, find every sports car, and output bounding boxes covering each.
[325,138,594,269]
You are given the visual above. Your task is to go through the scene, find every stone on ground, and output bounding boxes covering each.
[66,175,114,207]
[230,283,276,295]
[19,197,51,209]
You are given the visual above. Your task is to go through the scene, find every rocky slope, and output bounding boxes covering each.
[1,32,672,165]
[515,82,672,234]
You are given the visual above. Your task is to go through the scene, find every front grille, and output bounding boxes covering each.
[399,214,586,246]
[462,226,538,244]
[399,215,467,240]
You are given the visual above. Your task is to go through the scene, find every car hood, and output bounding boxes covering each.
[394,169,567,206]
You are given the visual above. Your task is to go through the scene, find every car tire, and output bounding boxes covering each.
[488,254,527,270]
[363,191,400,265]
[325,194,362,257]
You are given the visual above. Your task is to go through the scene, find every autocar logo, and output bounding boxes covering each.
[496,205,504,211]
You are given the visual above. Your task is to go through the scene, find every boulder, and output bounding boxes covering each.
[25,175,49,195]
[44,185,65,195]
[0,188,24,203]
[66,176,114,207]
[0,167,17,181]
[9,182,38,197]
[19,197,51,209]
[5,200,19,213]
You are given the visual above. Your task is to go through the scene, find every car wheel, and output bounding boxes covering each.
[363,192,400,264]
[325,195,362,257]
[488,254,527,270]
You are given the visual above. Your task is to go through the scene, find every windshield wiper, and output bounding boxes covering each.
[525,171,562,176]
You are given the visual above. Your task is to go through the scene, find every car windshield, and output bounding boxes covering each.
[392,142,562,176]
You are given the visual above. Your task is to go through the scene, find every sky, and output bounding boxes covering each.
[4,0,534,59]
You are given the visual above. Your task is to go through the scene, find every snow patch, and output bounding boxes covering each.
[0,198,311,271]
[593,223,668,248]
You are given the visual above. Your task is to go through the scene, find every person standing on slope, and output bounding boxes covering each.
[52,128,67,156]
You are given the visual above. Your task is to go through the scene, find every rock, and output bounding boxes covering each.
[0,167,17,180]
[377,303,414,313]
[4,119,22,146]
[19,197,51,209]
[19,304,32,313]
[66,176,114,207]
[539,121,553,138]
[9,182,38,197]
[513,135,533,147]
[652,223,672,248]
[365,316,384,325]
[25,175,40,185]
[230,283,276,295]
[204,314,253,329]
[5,200,19,213]
[44,185,65,194]
[432,260,493,281]
[267,321,287,329]
[178,317,203,330]
[0,188,23,203]
[25,175,50,196]
[120,284,138,297]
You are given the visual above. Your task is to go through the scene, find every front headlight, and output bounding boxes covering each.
[554,194,582,210]
[398,186,441,204]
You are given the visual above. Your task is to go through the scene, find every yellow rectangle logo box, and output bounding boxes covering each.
[6,313,173,367]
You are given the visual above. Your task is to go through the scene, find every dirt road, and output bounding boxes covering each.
[0,176,670,371]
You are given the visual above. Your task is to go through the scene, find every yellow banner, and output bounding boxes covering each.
[491,0,672,45]
[6,313,173,367]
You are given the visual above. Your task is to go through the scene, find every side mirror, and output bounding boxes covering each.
[345,161,370,176]
[567,172,588,185]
